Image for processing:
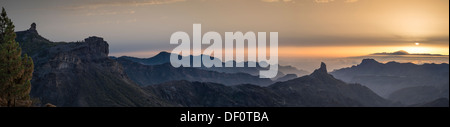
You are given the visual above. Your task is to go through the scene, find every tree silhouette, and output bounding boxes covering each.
[0,7,34,107]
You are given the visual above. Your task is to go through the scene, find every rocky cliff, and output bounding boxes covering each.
[16,23,169,107]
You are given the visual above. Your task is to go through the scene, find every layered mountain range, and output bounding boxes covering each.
[115,52,309,81]
[145,63,392,107]
[331,59,449,105]
[117,58,274,86]
[115,52,310,86]
[16,23,446,107]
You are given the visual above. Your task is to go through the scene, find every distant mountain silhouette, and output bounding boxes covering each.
[331,59,449,104]
[145,62,393,107]
[119,51,172,66]
[16,23,169,107]
[117,58,274,86]
[275,74,298,82]
[372,50,410,55]
[116,52,310,78]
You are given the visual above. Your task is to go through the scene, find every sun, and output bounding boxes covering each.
[415,42,420,46]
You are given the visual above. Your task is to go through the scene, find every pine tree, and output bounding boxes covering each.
[0,7,34,107]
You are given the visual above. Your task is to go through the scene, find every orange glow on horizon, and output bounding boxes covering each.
[278,46,449,58]
[110,45,449,59]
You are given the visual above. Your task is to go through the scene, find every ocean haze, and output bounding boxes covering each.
[280,55,449,72]
[114,50,449,73]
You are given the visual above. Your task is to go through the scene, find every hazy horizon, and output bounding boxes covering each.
[112,49,449,72]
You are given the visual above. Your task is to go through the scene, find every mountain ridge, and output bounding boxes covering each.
[331,58,449,105]
[146,62,394,107]
[16,23,170,107]
[117,58,274,86]
[115,51,310,78]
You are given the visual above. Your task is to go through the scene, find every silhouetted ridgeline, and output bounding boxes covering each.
[145,63,393,107]
[331,59,449,105]
[115,52,309,79]
[117,58,274,86]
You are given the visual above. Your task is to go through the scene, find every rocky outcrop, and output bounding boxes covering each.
[16,23,54,56]
[28,22,38,34]
[16,23,169,107]
[311,62,329,77]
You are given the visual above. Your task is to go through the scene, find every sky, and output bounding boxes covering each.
[1,0,449,61]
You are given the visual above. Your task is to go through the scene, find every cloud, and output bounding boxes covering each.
[279,35,450,47]
[314,0,359,4]
[371,50,448,56]
[314,0,335,4]
[345,0,359,3]
[63,0,186,10]
[261,0,295,3]
[84,10,136,16]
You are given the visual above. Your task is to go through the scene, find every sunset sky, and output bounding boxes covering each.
[2,0,449,58]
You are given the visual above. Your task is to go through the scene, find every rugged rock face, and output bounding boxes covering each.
[16,24,169,107]
[83,36,109,59]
